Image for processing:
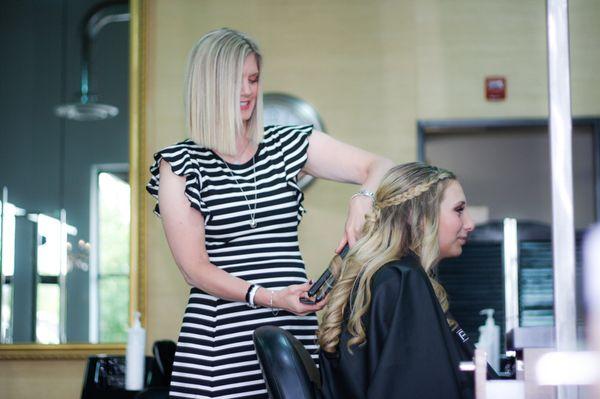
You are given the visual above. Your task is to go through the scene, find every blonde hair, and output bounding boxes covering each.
[184,28,264,155]
[319,162,457,354]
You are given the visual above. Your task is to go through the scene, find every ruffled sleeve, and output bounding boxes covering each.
[277,124,313,181]
[145,140,210,222]
[267,124,313,220]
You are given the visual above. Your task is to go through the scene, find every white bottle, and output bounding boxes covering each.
[125,311,146,391]
[475,308,500,372]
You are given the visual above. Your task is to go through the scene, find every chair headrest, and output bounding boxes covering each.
[253,326,321,399]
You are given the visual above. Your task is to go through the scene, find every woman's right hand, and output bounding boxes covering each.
[271,282,328,316]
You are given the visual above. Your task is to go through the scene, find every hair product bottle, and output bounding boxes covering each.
[126,311,146,390]
[476,308,500,372]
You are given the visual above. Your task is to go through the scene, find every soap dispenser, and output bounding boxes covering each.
[476,308,500,372]
[126,311,146,390]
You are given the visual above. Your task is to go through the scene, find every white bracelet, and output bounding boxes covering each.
[351,189,375,203]
[248,285,260,309]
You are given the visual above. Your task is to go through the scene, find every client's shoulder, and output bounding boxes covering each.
[372,255,429,291]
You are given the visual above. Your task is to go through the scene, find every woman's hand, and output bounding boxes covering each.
[336,195,372,253]
[270,283,328,316]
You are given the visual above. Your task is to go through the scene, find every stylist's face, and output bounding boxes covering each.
[241,53,259,124]
[438,180,475,259]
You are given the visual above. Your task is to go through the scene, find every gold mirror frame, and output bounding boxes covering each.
[0,0,146,360]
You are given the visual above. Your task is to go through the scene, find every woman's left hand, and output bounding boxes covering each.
[270,282,329,315]
[336,195,372,252]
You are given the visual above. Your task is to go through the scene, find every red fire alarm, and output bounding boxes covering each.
[485,76,506,101]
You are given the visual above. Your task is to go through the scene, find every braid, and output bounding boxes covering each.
[376,176,443,209]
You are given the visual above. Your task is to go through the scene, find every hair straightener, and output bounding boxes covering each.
[300,244,350,305]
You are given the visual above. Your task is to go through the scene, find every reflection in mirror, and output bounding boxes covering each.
[92,166,130,343]
[422,119,600,353]
[0,0,132,350]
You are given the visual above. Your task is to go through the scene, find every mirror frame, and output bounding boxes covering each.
[0,0,146,360]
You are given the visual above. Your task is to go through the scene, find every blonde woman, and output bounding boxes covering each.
[319,162,476,399]
[146,28,393,398]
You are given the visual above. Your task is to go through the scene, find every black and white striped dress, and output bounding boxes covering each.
[147,125,319,399]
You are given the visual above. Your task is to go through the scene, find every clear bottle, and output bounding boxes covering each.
[476,308,500,372]
[125,311,146,390]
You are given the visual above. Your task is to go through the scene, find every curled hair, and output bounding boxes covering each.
[318,162,456,353]
[185,28,264,155]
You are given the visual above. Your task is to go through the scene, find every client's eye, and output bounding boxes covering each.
[455,206,465,214]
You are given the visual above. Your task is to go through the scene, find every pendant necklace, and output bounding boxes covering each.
[223,155,258,228]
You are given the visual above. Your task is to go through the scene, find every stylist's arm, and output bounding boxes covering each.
[302,131,394,251]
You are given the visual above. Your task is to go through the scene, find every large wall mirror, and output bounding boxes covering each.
[0,0,145,359]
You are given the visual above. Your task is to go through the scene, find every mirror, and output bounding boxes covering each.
[0,0,144,359]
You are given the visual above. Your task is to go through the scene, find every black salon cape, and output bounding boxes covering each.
[319,256,474,399]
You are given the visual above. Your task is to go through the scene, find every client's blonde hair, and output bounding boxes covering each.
[319,162,456,353]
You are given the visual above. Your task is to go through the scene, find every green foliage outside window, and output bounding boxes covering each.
[99,173,130,343]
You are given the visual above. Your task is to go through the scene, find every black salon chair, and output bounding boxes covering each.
[81,355,153,399]
[134,387,169,399]
[81,340,176,399]
[147,340,177,387]
[253,326,322,399]
[135,340,177,399]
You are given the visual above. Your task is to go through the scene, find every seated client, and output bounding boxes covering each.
[318,162,476,399]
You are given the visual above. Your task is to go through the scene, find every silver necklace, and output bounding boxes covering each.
[223,155,258,228]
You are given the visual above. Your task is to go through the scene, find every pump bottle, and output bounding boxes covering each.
[126,311,146,390]
[475,308,500,372]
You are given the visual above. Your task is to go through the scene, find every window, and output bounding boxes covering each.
[0,199,19,343]
[90,166,130,343]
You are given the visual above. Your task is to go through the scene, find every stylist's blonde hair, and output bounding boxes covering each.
[319,162,456,353]
[185,28,264,155]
